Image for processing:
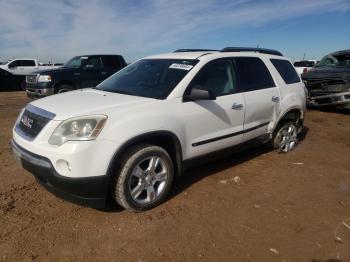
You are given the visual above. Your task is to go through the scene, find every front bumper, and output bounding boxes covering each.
[307,91,350,107]
[11,139,110,208]
[26,87,55,98]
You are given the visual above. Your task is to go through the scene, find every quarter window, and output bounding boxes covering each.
[188,59,236,97]
[234,57,275,92]
[271,59,300,84]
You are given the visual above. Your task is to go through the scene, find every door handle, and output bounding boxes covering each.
[272,96,280,103]
[101,71,107,75]
[232,103,244,110]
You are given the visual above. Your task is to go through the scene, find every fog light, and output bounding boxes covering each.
[56,159,72,175]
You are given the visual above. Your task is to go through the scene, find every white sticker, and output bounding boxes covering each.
[169,63,193,71]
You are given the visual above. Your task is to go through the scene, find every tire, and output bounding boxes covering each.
[56,84,74,94]
[20,80,26,91]
[271,121,298,153]
[113,144,174,212]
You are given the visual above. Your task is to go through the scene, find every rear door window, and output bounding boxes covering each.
[271,59,300,84]
[102,56,123,70]
[234,57,275,92]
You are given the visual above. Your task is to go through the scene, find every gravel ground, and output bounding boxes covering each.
[0,91,349,262]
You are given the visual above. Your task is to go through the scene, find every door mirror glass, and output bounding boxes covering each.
[184,86,216,101]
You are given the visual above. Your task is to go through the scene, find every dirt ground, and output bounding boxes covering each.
[0,91,349,262]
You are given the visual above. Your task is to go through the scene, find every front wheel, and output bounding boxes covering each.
[272,121,298,153]
[20,80,26,91]
[113,144,174,212]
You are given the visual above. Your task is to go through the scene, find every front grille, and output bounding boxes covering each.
[17,109,51,140]
[26,74,38,84]
[306,78,349,93]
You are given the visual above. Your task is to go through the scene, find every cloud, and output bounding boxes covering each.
[0,0,349,62]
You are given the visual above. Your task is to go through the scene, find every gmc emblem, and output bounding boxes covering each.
[21,115,34,128]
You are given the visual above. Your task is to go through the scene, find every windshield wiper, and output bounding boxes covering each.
[101,89,136,96]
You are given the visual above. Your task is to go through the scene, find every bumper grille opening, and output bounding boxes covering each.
[26,74,38,84]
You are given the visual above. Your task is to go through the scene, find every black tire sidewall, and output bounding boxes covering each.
[115,145,174,212]
[56,84,74,94]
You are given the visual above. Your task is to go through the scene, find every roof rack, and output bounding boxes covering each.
[173,49,219,53]
[221,47,283,56]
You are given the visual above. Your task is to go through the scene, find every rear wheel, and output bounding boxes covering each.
[113,144,174,212]
[272,121,298,153]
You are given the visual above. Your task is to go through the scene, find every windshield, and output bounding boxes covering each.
[96,59,198,99]
[294,61,316,67]
[316,53,350,68]
[63,56,87,68]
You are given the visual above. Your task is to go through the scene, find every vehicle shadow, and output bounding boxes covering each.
[168,126,309,202]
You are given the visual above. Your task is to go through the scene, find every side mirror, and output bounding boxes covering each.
[184,86,216,101]
[8,63,16,69]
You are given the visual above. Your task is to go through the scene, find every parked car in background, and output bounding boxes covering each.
[25,54,127,98]
[293,60,318,76]
[0,58,60,91]
[12,47,306,212]
[302,50,350,109]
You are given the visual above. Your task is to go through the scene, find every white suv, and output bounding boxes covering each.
[12,47,306,212]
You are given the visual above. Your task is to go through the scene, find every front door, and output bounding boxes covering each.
[80,56,103,88]
[180,58,245,159]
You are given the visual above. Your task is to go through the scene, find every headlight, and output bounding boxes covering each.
[38,75,51,82]
[49,115,107,146]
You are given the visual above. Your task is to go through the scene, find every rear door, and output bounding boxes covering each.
[17,60,37,74]
[181,58,246,159]
[80,56,103,88]
[234,56,280,140]
[101,56,124,80]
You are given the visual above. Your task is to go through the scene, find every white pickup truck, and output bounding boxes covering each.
[0,59,59,90]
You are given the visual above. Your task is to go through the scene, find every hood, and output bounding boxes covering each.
[303,67,350,80]
[29,88,155,120]
[32,67,76,75]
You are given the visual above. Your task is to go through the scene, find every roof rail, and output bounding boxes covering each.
[221,47,283,56]
[173,49,219,53]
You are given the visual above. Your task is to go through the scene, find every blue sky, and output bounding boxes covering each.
[0,0,349,63]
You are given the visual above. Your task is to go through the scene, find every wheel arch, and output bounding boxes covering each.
[106,131,183,179]
[274,107,304,132]
[53,80,77,91]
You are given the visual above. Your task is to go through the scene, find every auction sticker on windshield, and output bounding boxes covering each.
[169,63,194,71]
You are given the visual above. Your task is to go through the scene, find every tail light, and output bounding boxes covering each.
[303,68,308,73]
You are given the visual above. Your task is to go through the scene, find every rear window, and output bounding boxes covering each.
[271,59,300,84]
[293,61,316,67]
[234,57,275,92]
